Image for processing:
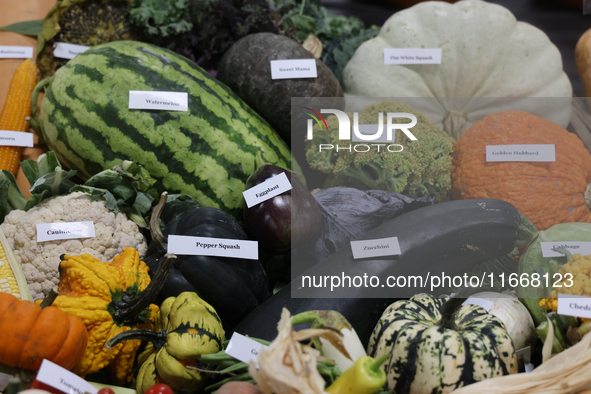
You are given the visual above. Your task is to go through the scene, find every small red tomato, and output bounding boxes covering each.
[145,383,174,394]
[97,388,116,394]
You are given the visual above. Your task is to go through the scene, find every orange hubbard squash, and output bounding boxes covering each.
[451,111,591,231]
[0,292,88,371]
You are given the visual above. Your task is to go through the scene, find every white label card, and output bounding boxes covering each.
[0,130,34,147]
[36,359,98,394]
[351,125,395,143]
[384,48,442,65]
[270,59,317,79]
[53,42,90,59]
[462,297,494,312]
[242,172,292,208]
[540,242,591,258]
[167,235,258,260]
[36,221,95,243]
[557,293,591,319]
[350,237,401,259]
[0,46,33,59]
[225,332,267,367]
[515,346,531,363]
[486,144,556,162]
[129,91,188,111]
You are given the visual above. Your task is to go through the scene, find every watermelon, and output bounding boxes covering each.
[33,40,301,219]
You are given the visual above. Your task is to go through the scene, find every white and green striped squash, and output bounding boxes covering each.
[368,293,517,394]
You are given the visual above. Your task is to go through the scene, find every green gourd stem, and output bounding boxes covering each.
[28,76,53,143]
[39,287,59,309]
[106,329,167,350]
[438,297,467,330]
[370,354,389,372]
[291,311,320,326]
[150,191,168,252]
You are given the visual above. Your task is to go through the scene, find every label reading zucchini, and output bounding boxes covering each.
[36,221,95,242]
[486,144,555,162]
[0,46,33,59]
[0,130,34,147]
[129,91,188,111]
[350,236,401,259]
[243,172,292,208]
[167,234,258,260]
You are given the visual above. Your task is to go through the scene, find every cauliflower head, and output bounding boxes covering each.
[1,192,148,300]
[306,99,454,201]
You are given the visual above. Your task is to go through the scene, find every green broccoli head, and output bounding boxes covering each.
[305,99,454,201]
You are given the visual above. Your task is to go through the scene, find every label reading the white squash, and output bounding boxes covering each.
[0,130,34,147]
[540,242,591,258]
[226,332,267,367]
[270,59,317,79]
[167,235,259,260]
[462,297,493,312]
[129,91,188,111]
[242,172,292,208]
[383,48,442,65]
[53,42,90,59]
[351,124,395,143]
[36,221,95,242]
[350,237,401,259]
[0,46,33,59]
[36,359,98,394]
[485,144,556,162]
[557,294,591,319]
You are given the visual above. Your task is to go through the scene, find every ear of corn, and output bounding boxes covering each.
[0,226,31,301]
[0,59,40,176]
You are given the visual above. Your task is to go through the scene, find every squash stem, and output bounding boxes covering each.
[438,297,466,330]
[39,287,59,309]
[106,329,167,350]
[150,191,168,252]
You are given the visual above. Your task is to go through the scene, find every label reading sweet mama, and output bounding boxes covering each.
[225,332,267,367]
[167,235,258,260]
[462,297,494,312]
[129,91,188,111]
[486,144,556,162]
[383,48,442,65]
[0,130,34,147]
[540,241,591,258]
[36,359,98,394]
[242,172,292,208]
[0,46,33,59]
[351,124,395,143]
[36,221,96,242]
[270,59,317,79]
[350,237,401,259]
[53,42,90,59]
[557,293,591,319]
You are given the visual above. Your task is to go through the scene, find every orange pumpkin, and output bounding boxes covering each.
[451,110,591,231]
[0,292,88,371]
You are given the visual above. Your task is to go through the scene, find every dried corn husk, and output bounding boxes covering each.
[248,308,331,394]
[451,331,591,394]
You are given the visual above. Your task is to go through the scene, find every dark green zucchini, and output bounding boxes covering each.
[235,198,537,344]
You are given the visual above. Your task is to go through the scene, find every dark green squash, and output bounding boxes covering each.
[144,207,269,332]
[217,33,344,145]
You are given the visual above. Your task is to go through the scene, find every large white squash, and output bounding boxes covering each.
[342,0,573,140]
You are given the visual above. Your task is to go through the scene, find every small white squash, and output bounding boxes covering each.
[342,0,573,140]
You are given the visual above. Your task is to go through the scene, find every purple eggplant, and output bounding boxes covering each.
[244,163,321,255]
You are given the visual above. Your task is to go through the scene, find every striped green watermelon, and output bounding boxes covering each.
[33,40,302,219]
[368,294,517,394]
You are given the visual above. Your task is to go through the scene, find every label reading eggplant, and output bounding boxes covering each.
[225,332,267,367]
[557,293,591,319]
[36,221,95,242]
[486,144,556,162]
[0,130,34,147]
[242,172,292,208]
[36,359,98,394]
[167,235,258,260]
[53,42,90,59]
[270,59,317,79]
[351,124,395,143]
[129,91,188,111]
[540,242,591,258]
[350,237,401,259]
[383,48,442,65]
[0,46,33,59]
[462,297,494,312]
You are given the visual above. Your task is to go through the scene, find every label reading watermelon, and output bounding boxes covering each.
[129,91,188,111]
